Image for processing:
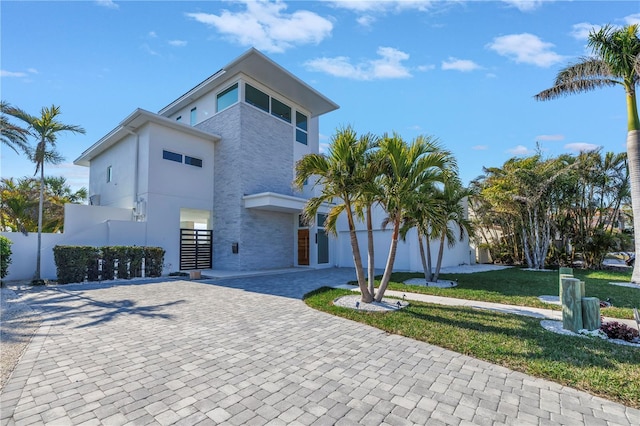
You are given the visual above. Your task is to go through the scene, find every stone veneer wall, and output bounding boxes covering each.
[197,102,295,270]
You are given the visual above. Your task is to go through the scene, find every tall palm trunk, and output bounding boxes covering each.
[366,206,375,296]
[346,200,373,302]
[433,230,446,282]
[628,130,640,283]
[35,157,44,280]
[418,232,430,283]
[425,231,433,282]
[375,218,400,302]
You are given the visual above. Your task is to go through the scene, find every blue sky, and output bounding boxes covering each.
[2,0,639,192]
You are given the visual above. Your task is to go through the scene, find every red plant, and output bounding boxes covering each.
[600,321,639,342]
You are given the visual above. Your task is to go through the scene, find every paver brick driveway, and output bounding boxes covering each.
[1,268,639,425]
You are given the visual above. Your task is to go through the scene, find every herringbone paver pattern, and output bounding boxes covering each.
[1,268,638,425]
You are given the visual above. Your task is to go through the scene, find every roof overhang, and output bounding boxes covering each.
[74,109,221,167]
[243,192,307,213]
[158,48,339,118]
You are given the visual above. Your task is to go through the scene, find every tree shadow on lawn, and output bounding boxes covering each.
[4,284,185,337]
[395,304,635,370]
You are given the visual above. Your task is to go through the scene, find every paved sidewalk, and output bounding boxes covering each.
[1,268,638,425]
[369,289,639,329]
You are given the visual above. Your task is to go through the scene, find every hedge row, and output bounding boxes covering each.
[1,236,12,279]
[53,245,165,284]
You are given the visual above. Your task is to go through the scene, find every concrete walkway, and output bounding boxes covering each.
[1,268,639,425]
[370,289,639,330]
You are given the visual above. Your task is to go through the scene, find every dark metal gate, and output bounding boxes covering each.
[180,229,212,270]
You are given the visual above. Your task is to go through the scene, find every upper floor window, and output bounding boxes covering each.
[296,112,308,145]
[271,97,291,123]
[185,156,203,168]
[107,166,113,183]
[190,107,197,126]
[217,83,238,112]
[176,116,182,122]
[163,150,183,163]
[245,84,269,113]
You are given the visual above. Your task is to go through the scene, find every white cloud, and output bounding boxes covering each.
[186,0,333,53]
[168,40,188,47]
[570,23,603,41]
[417,64,435,72]
[472,145,488,151]
[305,47,412,80]
[624,13,640,25]
[329,1,435,13]
[329,1,438,27]
[148,31,158,38]
[441,57,481,72]
[140,44,160,56]
[95,0,119,10]
[487,33,565,67]
[1,70,28,78]
[356,15,376,27]
[564,142,600,153]
[507,145,534,155]
[536,134,564,141]
[27,68,39,74]
[500,0,549,12]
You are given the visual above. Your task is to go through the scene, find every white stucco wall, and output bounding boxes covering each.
[2,232,64,281]
[88,132,138,209]
[334,204,472,272]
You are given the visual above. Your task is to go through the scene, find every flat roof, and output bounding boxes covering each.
[158,48,339,118]
[74,109,220,167]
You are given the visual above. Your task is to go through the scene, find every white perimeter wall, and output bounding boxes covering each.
[2,204,148,282]
[334,204,473,272]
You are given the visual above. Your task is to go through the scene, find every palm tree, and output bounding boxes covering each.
[399,180,443,284]
[352,137,382,296]
[431,175,474,282]
[535,24,640,281]
[0,177,38,234]
[7,105,85,281]
[375,133,453,302]
[295,126,375,302]
[0,101,30,155]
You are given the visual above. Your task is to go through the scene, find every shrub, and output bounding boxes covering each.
[53,246,98,284]
[53,245,165,283]
[144,247,165,277]
[0,236,12,279]
[600,321,639,342]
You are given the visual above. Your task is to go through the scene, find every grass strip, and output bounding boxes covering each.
[377,268,639,320]
[304,287,640,409]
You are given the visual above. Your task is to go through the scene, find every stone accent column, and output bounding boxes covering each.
[581,297,601,331]
[561,277,583,332]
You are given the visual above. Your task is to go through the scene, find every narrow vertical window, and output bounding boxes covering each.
[190,107,197,126]
[296,112,308,145]
[107,166,113,183]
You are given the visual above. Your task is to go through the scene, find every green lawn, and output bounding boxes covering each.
[304,286,640,409]
[374,267,639,320]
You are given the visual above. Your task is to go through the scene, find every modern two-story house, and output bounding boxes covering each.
[74,48,339,272]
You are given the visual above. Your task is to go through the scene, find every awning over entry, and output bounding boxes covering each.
[242,192,307,213]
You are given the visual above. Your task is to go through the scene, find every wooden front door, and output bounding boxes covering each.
[298,229,309,266]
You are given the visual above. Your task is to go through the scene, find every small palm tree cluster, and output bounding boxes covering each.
[1,102,85,281]
[295,126,471,303]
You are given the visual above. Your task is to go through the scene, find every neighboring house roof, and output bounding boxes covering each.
[158,48,339,118]
[74,108,220,167]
